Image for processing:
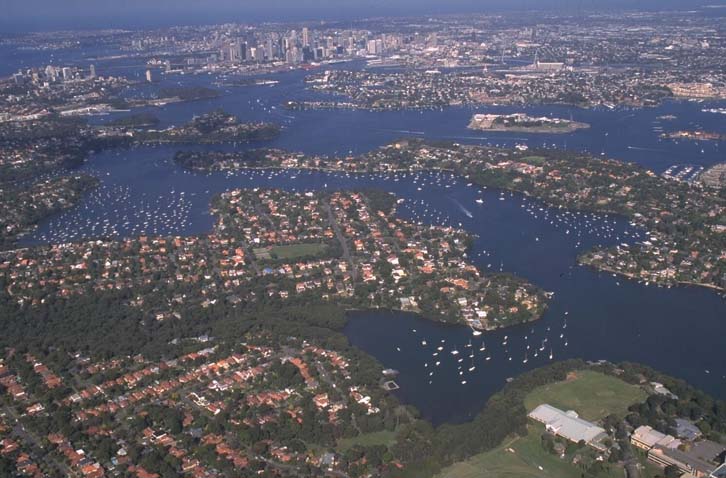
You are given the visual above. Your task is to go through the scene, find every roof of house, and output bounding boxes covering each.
[675,418,703,441]
[632,425,681,449]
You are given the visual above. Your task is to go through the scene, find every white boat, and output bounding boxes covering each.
[451,349,459,355]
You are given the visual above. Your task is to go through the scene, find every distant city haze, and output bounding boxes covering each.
[0,0,717,32]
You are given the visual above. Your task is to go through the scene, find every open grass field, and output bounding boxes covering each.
[520,155,547,164]
[523,370,647,421]
[436,370,648,478]
[336,430,397,452]
[254,243,328,260]
[436,425,622,478]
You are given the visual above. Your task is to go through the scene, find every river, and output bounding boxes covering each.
[8,49,726,425]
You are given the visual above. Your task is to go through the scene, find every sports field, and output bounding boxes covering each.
[523,370,647,421]
[336,430,397,452]
[254,243,328,260]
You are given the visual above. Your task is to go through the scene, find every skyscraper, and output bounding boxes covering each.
[266,39,274,61]
[145,69,153,83]
[89,64,96,79]
[302,27,310,48]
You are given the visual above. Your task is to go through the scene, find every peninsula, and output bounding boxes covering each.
[1,188,548,331]
[173,141,726,293]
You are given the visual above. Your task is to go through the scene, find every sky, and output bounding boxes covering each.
[0,0,718,32]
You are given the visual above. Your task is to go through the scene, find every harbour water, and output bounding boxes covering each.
[8,50,726,425]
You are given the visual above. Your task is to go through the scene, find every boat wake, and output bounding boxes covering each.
[449,197,473,218]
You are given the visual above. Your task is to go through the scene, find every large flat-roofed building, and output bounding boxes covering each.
[632,425,725,477]
[528,404,607,449]
[631,425,681,451]
[710,462,726,478]
[648,440,726,478]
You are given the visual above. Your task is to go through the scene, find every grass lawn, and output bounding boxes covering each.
[437,371,648,478]
[336,430,397,452]
[523,370,647,421]
[521,155,547,165]
[437,425,623,478]
[254,243,328,260]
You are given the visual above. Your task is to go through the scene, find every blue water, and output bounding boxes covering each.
[9,54,726,425]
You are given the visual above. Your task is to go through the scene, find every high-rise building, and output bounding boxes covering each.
[228,44,238,63]
[89,64,96,79]
[366,39,377,55]
[366,39,384,55]
[45,65,57,81]
[302,27,310,48]
[145,69,153,83]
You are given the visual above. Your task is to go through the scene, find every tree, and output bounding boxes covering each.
[664,464,681,478]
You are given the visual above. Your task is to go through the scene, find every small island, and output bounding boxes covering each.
[468,113,590,133]
[661,130,726,142]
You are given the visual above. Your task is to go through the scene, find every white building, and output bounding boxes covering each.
[528,404,607,448]
[631,425,681,451]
